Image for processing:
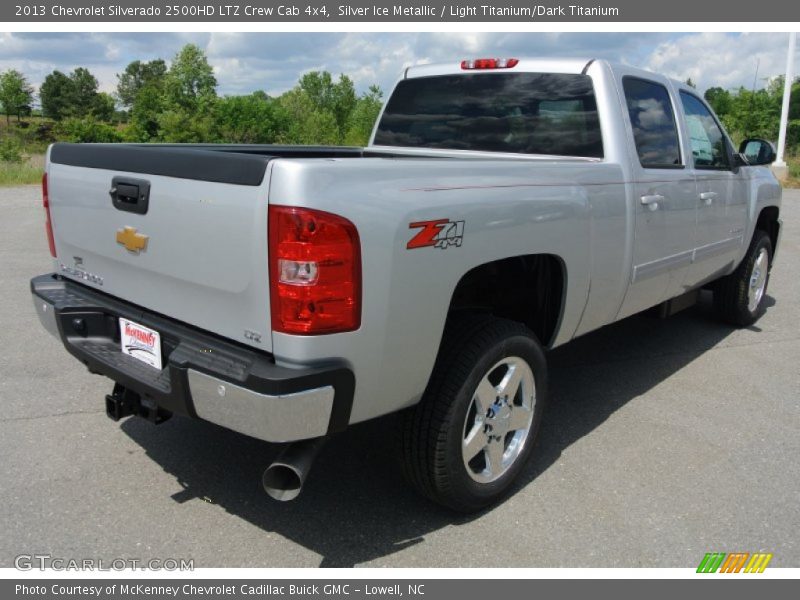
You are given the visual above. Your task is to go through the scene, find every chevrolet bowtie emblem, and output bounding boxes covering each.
[116,226,149,253]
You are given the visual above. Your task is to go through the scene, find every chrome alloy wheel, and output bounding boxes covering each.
[748,247,769,313]
[461,356,536,483]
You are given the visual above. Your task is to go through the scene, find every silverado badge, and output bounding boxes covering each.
[116,226,149,253]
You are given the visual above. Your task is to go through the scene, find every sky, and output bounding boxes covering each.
[0,32,797,100]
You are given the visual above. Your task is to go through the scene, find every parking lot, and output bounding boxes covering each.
[1,184,798,568]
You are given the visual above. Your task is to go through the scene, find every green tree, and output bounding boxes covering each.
[156,108,216,143]
[299,71,357,142]
[0,137,24,162]
[214,94,279,143]
[164,44,217,111]
[0,69,34,124]
[704,87,733,116]
[39,67,111,120]
[125,84,164,141]
[148,44,219,143]
[55,116,121,143]
[93,92,117,121]
[69,67,100,115]
[789,80,800,121]
[277,88,339,145]
[707,75,800,147]
[116,59,167,108]
[39,70,73,120]
[721,87,781,140]
[760,76,800,144]
[344,85,383,146]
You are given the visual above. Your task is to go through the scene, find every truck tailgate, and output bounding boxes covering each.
[47,144,273,352]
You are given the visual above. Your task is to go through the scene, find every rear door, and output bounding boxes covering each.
[678,90,748,287]
[47,144,274,351]
[617,75,697,319]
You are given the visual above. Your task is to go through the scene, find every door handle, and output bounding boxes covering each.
[699,191,717,205]
[640,194,664,211]
[110,176,150,215]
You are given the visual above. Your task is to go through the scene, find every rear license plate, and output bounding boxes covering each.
[119,317,163,370]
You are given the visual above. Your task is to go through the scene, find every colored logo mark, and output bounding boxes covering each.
[697,552,773,573]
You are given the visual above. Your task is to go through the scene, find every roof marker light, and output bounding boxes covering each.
[461,58,519,70]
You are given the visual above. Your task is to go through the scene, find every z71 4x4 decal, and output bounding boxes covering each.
[407,219,465,250]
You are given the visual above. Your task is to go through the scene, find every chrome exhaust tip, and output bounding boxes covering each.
[262,437,325,501]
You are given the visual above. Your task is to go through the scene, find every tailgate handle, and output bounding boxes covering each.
[110,176,150,215]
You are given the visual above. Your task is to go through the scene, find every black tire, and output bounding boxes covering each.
[398,314,547,513]
[713,230,773,327]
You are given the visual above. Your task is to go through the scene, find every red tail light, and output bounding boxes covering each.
[268,205,361,335]
[461,58,519,70]
[42,172,56,257]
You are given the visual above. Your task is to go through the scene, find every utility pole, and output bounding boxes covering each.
[773,31,796,181]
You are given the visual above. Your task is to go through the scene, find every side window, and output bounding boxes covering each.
[622,77,682,168]
[680,92,731,169]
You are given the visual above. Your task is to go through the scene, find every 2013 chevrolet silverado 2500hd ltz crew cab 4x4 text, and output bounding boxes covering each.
[31,58,782,512]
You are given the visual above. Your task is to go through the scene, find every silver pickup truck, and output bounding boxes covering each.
[32,58,782,512]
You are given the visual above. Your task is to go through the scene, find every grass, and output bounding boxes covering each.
[0,119,50,185]
[0,154,44,186]
[785,155,800,188]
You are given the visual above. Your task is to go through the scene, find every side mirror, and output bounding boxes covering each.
[738,138,777,166]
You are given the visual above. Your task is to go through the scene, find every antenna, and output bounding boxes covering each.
[746,58,760,137]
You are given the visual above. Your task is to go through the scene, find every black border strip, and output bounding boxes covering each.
[50,143,272,186]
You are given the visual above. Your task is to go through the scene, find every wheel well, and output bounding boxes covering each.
[756,206,780,255]
[448,255,564,347]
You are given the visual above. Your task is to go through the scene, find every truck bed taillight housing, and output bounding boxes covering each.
[268,205,361,335]
[42,172,56,257]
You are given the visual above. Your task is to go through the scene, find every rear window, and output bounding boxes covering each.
[622,77,682,168]
[374,73,603,158]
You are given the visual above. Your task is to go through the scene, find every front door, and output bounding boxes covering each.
[679,91,748,287]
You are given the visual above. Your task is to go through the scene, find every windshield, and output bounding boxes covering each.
[374,72,603,158]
